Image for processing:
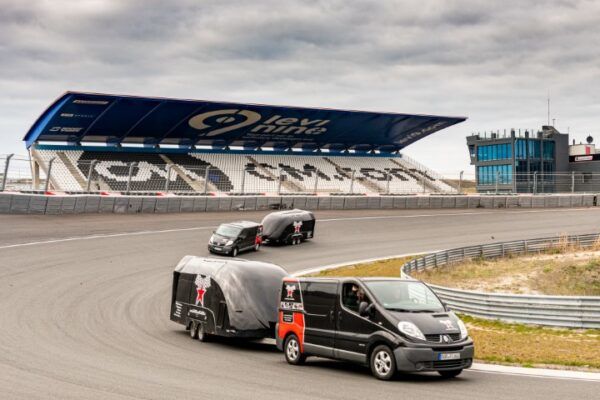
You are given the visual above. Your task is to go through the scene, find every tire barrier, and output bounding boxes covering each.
[401,233,600,328]
[0,193,598,215]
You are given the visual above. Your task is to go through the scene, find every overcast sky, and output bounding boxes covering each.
[1,0,599,176]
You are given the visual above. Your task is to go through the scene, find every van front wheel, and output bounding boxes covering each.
[284,334,305,365]
[370,345,396,380]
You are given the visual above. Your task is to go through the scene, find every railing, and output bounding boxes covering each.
[402,233,600,328]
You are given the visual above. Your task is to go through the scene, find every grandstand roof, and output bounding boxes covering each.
[24,91,466,152]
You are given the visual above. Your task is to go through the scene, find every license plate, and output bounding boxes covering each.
[438,353,460,361]
[213,247,222,251]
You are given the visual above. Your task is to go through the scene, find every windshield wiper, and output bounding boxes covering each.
[386,307,412,312]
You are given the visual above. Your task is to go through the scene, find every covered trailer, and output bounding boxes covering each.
[261,209,316,245]
[170,256,288,341]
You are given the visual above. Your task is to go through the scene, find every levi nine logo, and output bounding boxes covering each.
[188,109,330,137]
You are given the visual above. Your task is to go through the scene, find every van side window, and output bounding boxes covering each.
[342,283,370,313]
[301,282,337,315]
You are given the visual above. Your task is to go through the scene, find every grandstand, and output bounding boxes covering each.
[23,92,465,195]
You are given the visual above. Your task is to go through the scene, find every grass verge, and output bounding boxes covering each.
[410,249,600,295]
[306,256,600,371]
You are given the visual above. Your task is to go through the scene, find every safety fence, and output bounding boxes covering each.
[0,153,456,195]
[0,192,597,215]
[402,233,600,328]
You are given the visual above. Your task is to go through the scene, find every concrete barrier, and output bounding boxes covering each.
[1,192,598,215]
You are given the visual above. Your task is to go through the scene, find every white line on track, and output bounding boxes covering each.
[0,207,597,250]
[469,363,600,382]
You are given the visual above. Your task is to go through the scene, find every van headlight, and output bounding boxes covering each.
[397,321,426,341]
[225,240,234,246]
[457,318,468,339]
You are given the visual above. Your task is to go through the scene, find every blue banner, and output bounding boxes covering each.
[24,92,466,151]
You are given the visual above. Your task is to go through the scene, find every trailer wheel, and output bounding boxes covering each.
[189,321,198,339]
[196,323,209,342]
[284,334,305,365]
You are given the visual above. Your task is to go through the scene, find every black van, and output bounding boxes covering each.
[171,256,288,341]
[276,277,474,380]
[208,221,263,257]
[261,209,315,245]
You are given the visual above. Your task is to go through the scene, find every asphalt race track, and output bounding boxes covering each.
[1,208,599,399]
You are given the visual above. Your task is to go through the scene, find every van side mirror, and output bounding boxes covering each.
[359,301,374,318]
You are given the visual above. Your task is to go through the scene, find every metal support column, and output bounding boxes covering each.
[313,170,319,193]
[533,171,538,195]
[386,173,391,194]
[45,157,56,192]
[571,171,575,193]
[495,171,500,194]
[86,160,98,192]
[164,164,173,193]
[1,153,13,192]
[240,169,246,194]
[458,170,464,194]
[126,162,137,194]
[350,170,355,194]
[204,167,210,194]
[277,169,283,195]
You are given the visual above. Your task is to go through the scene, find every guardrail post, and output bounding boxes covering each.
[350,170,355,194]
[571,171,575,193]
[313,170,319,193]
[240,168,246,194]
[204,167,210,194]
[1,153,14,192]
[164,164,173,193]
[86,160,98,192]
[126,161,137,194]
[501,243,505,257]
[44,157,55,192]
[533,172,538,195]
[524,240,528,254]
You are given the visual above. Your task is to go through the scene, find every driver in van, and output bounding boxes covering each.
[344,284,370,313]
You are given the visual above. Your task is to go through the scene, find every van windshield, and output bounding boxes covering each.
[363,281,444,312]
[215,225,242,238]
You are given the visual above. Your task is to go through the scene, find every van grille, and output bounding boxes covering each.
[425,333,462,342]
[422,358,472,370]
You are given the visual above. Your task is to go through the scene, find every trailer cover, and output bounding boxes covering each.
[175,256,288,331]
[261,209,315,239]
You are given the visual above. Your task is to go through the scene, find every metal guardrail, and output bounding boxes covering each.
[402,233,600,328]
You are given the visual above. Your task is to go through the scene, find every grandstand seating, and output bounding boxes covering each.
[31,148,455,194]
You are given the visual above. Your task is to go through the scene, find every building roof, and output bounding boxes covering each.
[24,91,466,152]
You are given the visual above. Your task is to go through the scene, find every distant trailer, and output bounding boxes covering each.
[261,209,316,245]
[170,256,288,341]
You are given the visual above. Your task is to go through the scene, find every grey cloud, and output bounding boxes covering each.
[0,0,599,176]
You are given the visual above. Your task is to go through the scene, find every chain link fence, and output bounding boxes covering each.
[0,155,453,195]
